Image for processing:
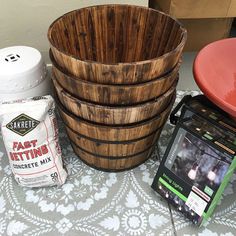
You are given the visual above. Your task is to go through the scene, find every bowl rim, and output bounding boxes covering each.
[56,91,175,129]
[50,49,180,87]
[48,4,187,66]
[70,137,155,158]
[70,142,153,172]
[65,122,162,144]
[52,73,177,109]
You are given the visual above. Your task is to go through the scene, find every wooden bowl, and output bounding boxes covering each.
[51,50,179,105]
[66,124,162,157]
[48,4,186,84]
[57,94,175,141]
[52,75,176,124]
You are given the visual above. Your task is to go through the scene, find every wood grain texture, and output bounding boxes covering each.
[65,125,162,157]
[48,4,186,84]
[51,51,179,105]
[71,142,154,171]
[57,94,175,141]
[53,75,176,124]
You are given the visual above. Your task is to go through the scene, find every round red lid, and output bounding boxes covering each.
[193,38,236,119]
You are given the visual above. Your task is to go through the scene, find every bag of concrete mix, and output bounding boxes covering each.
[0,95,67,187]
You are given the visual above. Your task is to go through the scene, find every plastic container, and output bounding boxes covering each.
[0,46,51,102]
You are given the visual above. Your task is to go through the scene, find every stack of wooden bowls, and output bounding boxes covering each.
[48,5,187,171]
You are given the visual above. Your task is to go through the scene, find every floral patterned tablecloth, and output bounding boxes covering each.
[0,91,235,236]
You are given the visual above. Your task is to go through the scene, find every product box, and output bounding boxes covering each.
[149,0,236,18]
[179,18,233,51]
[149,0,235,51]
[152,95,236,226]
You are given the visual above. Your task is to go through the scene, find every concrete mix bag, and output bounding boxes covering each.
[0,95,67,187]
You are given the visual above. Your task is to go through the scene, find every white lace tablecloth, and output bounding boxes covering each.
[0,91,235,236]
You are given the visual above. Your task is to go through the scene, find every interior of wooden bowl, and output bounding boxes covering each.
[48,5,186,64]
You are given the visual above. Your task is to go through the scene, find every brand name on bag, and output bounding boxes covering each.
[6,114,40,136]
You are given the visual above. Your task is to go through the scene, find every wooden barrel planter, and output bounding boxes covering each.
[51,51,179,105]
[71,143,154,171]
[65,125,163,157]
[52,76,177,124]
[57,95,175,142]
[48,5,186,84]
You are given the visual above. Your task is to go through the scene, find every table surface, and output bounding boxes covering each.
[0,91,235,236]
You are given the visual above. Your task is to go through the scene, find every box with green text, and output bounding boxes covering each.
[152,95,236,225]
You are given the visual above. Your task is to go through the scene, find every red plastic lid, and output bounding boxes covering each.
[193,38,236,119]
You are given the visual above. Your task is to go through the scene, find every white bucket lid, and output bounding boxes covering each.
[0,76,51,103]
[0,46,46,93]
